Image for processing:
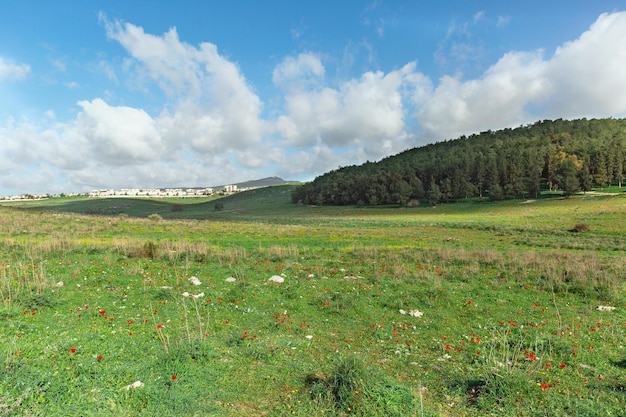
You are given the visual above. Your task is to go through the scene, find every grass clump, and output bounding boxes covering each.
[291,356,416,416]
[570,223,590,233]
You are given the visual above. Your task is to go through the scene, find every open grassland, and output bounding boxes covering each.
[1,187,625,416]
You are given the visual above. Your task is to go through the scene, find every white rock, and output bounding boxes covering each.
[182,292,190,297]
[268,275,285,283]
[225,277,237,282]
[597,305,616,311]
[192,292,204,299]
[124,380,144,390]
[56,281,64,287]
[409,309,423,317]
[188,276,202,286]
[399,309,407,315]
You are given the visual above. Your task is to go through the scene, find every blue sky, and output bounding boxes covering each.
[1,1,626,195]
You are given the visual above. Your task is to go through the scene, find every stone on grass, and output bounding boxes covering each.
[225,277,237,282]
[188,276,202,286]
[268,275,285,283]
[400,308,423,317]
[124,381,144,390]
[597,305,616,311]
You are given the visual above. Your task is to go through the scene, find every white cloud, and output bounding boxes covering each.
[418,11,626,140]
[275,60,426,157]
[473,11,485,23]
[76,98,163,164]
[0,58,30,81]
[542,11,626,119]
[272,53,325,91]
[497,16,511,27]
[101,15,264,155]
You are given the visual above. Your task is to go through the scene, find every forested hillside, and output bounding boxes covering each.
[292,118,626,206]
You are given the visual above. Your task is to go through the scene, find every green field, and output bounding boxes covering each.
[1,186,625,416]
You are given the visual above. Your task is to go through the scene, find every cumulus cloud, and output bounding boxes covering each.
[418,11,626,140]
[0,58,30,81]
[101,14,264,155]
[275,60,429,161]
[543,12,626,119]
[76,98,163,164]
[272,53,325,91]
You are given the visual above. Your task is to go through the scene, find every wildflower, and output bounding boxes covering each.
[559,363,566,369]
[171,375,177,381]
[70,347,76,353]
[99,310,106,315]
[97,355,103,361]
[545,362,552,368]
[445,345,451,351]
[467,300,472,305]
[127,319,133,325]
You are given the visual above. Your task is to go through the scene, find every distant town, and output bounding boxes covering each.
[0,177,291,202]
[0,184,242,201]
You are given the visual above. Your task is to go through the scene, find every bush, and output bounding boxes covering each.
[571,223,590,233]
[214,201,224,211]
[148,213,163,222]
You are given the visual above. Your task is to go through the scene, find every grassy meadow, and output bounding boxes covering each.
[1,185,625,416]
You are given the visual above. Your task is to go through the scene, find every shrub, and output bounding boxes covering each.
[148,213,163,222]
[571,223,590,233]
[214,201,224,211]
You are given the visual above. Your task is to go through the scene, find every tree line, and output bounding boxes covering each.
[292,118,626,206]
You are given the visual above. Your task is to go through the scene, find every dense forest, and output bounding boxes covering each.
[292,118,626,206]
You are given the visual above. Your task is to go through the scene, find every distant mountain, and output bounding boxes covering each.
[217,176,291,190]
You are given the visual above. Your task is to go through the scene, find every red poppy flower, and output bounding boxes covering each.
[97,355,103,361]
[171,375,177,381]
[70,347,76,353]
[559,363,566,369]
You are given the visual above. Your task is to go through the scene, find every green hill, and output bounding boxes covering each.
[6,184,301,220]
[292,118,626,206]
